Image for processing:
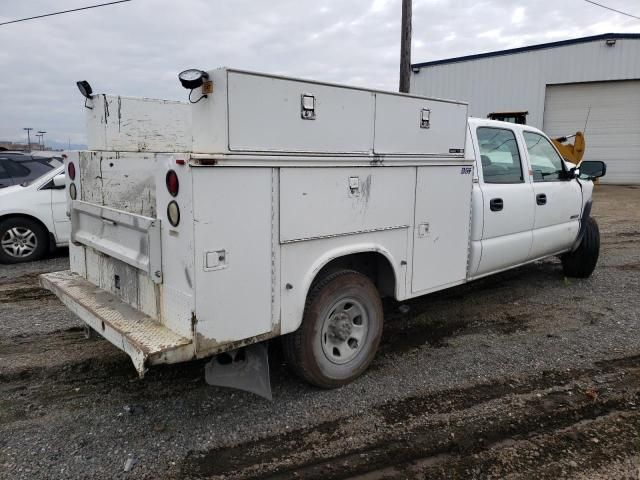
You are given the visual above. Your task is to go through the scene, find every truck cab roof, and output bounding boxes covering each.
[467,117,545,136]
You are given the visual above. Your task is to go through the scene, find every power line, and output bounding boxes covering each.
[584,0,640,20]
[0,0,132,27]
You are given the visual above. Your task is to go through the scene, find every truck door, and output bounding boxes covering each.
[522,131,582,259]
[474,125,534,276]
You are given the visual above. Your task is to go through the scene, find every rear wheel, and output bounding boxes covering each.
[561,216,600,278]
[0,217,49,264]
[282,270,383,388]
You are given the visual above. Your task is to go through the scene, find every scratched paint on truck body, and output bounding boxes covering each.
[86,95,191,153]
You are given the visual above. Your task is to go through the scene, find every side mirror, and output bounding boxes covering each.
[52,173,66,188]
[568,167,580,179]
[579,161,607,180]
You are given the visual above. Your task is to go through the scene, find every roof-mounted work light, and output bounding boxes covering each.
[76,80,93,99]
[178,69,211,104]
[76,80,94,110]
[178,69,209,89]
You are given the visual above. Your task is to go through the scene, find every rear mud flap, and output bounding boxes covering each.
[205,343,272,401]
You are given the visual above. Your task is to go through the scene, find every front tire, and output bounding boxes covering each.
[282,270,383,388]
[561,216,600,278]
[0,217,49,264]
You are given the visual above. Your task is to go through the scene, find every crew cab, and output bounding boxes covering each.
[0,164,70,263]
[41,68,606,389]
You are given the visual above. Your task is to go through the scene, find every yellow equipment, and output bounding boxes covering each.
[486,111,586,165]
[551,132,585,165]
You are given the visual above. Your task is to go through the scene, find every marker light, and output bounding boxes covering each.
[69,183,77,200]
[68,162,76,181]
[167,201,180,227]
[166,170,179,197]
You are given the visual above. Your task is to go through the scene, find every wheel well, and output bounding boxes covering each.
[0,214,53,250]
[313,252,397,299]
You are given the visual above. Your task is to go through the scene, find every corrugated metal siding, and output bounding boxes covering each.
[411,38,640,129]
[411,38,640,183]
[544,81,640,184]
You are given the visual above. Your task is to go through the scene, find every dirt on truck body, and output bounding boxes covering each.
[1,185,640,479]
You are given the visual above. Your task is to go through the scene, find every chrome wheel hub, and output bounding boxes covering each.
[321,298,368,365]
[1,227,37,258]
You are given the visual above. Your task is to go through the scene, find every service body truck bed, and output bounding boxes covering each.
[42,68,603,387]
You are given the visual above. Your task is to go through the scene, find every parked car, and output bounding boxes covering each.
[0,153,62,188]
[0,165,69,263]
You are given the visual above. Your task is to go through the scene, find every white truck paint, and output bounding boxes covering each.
[41,68,598,385]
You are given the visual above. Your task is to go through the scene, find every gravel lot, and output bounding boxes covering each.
[1,185,639,479]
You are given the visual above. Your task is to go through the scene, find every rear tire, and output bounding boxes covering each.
[0,217,49,264]
[282,270,383,389]
[561,216,600,278]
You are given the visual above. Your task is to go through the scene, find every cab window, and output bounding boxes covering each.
[0,161,11,179]
[523,131,565,182]
[477,127,524,184]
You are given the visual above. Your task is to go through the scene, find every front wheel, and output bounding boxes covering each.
[561,216,600,278]
[282,270,383,389]
[0,217,49,264]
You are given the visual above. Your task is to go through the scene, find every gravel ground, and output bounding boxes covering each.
[0,185,639,479]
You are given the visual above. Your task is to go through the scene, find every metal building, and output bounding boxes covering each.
[410,33,640,184]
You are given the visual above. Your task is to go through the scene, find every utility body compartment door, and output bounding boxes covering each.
[411,165,473,293]
[227,71,374,154]
[192,167,276,353]
[280,167,414,242]
[374,93,467,156]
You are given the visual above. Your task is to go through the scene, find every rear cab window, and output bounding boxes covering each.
[476,127,524,184]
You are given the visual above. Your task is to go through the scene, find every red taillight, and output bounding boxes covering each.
[166,170,179,197]
[68,162,76,180]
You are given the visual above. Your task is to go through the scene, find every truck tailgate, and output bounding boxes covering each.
[71,200,162,283]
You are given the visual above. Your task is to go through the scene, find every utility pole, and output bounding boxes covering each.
[23,127,33,151]
[38,131,46,149]
[399,0,412,93]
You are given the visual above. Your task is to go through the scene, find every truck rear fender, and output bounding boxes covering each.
[282,244,401,335]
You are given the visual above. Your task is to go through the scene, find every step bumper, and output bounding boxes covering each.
[40,270,194,376]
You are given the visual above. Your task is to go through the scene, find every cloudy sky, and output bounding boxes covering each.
[0,0,638,146]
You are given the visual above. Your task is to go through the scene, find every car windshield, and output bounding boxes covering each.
[19,157,63,186]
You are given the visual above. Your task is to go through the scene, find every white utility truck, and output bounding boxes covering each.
[41,68,606,390]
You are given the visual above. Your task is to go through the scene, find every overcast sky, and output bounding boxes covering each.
[0,0,638,146]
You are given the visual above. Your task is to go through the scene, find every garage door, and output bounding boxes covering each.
[543,80,640,184]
